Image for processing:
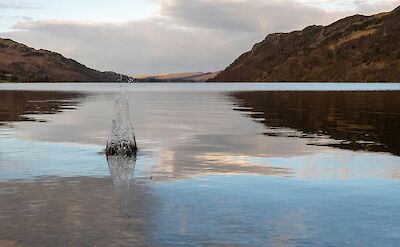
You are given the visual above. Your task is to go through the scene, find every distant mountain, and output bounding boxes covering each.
[0,38,129,82]
[133,71,220,82]
[211,6,400,82]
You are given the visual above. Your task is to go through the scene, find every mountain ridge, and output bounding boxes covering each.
[0,38,129,82]
[133,71,221,82]
[210,6,400,82]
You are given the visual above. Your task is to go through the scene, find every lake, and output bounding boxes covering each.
[0,83,400,247]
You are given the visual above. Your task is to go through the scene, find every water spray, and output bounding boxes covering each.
[105,77,137,156]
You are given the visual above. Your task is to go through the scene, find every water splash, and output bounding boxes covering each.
[105,82,137,156]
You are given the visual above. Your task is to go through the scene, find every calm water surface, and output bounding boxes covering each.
[0,83,400,246]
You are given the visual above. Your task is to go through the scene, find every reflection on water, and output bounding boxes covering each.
[0,84,400,246]
[1,175,400,246]
[232,91,400,155]
[0,177,155,247]
[0,90,85,124]
[107,155,136,217]
[107,155,136,193]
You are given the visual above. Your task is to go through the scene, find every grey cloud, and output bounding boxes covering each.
[7,19,259,74]
[3,0,398,74]
[160,0,350,33]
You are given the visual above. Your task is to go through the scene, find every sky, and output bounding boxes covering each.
[1,0,399,75]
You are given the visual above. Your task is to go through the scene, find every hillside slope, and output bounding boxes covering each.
[211,6,400,82]
[0,38,128,82]
[133,71,220,82]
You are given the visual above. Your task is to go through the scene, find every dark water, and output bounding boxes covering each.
[232,91,400,155]
[0,83,400,247]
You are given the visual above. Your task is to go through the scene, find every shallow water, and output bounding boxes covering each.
[0,83,400,246]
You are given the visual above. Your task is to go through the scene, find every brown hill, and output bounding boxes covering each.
[0,38,128,82]
[211,6,400,82]
[133,71,220,82]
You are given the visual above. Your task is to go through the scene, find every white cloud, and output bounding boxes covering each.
[0,0,39,9]
[354,0,399,14]
[299,0,399,12]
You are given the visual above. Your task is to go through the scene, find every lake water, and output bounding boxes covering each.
[0,83,400,246]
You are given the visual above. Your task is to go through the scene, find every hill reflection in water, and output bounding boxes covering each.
[231,91,400,156]
[1,84,400,246]
[0,90,85,124]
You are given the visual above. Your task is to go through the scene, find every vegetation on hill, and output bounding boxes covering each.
[211,6,400,82]
[0,38,128,82]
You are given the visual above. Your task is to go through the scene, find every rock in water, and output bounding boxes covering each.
[106,84,137,156]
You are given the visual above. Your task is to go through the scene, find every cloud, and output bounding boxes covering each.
[299,0,399,12]
[354,0,400,15]
[2,0,399,74]
[160,0,349,33]
[0,1,39,9]
[7,19,258,74]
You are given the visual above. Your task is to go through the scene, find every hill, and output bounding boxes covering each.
[0,38,128,82]
[211,6,400,82]
[133,71,220,82]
